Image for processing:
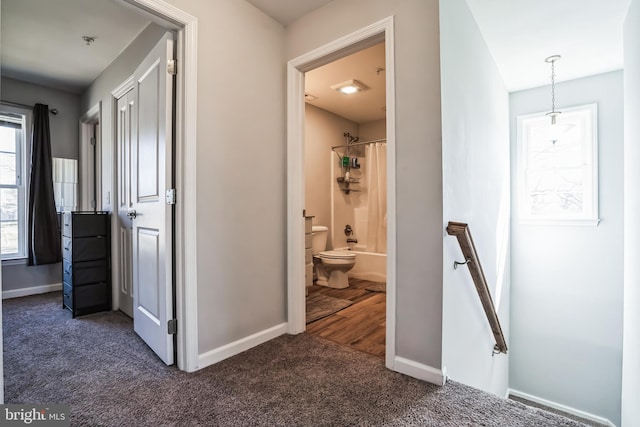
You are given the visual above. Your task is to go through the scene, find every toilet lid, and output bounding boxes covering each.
[318,250,356,259]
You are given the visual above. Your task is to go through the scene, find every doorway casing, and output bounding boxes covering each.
[79,103,101,212]
[121,0,199,372]
[286,16,397,369]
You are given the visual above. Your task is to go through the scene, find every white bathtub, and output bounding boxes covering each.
[337,246,387,282]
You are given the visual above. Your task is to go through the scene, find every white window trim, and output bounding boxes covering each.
[516,103,599,226]
[0,104,32,260]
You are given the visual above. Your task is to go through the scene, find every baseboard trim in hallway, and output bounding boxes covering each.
[198,322,287,369]
[394,356,447,386]
[508,389,615,427]
[2,283,62,300]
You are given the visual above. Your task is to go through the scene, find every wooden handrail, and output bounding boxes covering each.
[446,221,508,354]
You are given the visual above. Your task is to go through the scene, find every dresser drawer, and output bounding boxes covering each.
[63,283,73,309]
[64,259,108,286]
[62,212,108,238]
[63,236,108,262]
[73,282,110,309]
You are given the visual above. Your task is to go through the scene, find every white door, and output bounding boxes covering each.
[116,89,135,318]
[131,33,176,365]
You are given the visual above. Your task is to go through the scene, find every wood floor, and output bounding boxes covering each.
[306,278,386,358]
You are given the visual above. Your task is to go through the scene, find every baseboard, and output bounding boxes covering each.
[394,356,447,386]
[198,323,287,369]
[508,388,615,427]
[2,283,62,300]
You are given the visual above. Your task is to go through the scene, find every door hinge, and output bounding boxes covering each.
[166,188,176,205]
[90,137,96,146]
[167,59,177,75]
[168,319,177,335]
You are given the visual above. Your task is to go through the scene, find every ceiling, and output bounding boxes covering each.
[466,0,632,91]
[244,0,333,26]
[247,0,631,121]
[0,0,632,104]
[0,0,150,94]
[305,42,386,124]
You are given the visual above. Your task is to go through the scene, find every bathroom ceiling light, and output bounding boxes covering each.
[330,79,369,95]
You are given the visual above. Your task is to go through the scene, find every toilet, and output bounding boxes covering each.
[311,225,356,289]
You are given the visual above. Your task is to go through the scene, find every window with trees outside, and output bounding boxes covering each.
[517,103,599,225]
[0,108,29,259]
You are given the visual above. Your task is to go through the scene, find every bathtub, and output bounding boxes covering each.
[337,246,387,282]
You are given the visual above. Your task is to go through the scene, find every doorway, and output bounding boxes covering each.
[287,17,397,369]
[79,105,101,212]
[303,41,388,358]
[0,3,199,398]
[111,32,176,365]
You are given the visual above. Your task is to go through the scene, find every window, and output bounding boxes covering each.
[517,103,598,225]
[0,107,29,259]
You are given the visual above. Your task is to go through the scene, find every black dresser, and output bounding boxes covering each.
[62,211,111,317]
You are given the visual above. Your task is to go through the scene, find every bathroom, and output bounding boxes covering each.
[303,42,387,357]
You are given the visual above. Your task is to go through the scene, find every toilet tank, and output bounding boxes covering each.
[311,226,328,254]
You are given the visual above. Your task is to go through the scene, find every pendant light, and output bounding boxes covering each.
[543,55,574,144]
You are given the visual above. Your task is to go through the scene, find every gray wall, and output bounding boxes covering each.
[159,0,287,355]
[440,0,510,397]
[623,1,640,425]
[286,0,444,370]
[1,77,81,293]
[510,71,624,426]
[1,77,80,159]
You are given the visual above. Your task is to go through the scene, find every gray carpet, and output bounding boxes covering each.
[365,282,387,293]
[305,293,353,324]
[3,292,589,426]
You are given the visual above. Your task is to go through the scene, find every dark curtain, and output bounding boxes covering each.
[27,103,61,266]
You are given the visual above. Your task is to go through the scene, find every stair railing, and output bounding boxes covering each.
[446,221,508,355]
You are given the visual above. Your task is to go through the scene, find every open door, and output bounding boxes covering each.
[130,33,176,365]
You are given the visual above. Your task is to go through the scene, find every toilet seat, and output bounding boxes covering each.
[317,250,356,260]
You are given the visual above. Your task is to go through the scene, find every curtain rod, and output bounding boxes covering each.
[331,138,387,150]
[1,100,59,115]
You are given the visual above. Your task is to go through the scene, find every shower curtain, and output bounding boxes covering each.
[365,143,387,253]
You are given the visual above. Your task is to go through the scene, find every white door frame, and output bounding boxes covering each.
[111,77,134,316]
[286,16,397,369]
[79,103,102,212]
[124,0,199,372]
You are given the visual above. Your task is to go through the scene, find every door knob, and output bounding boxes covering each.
[127,210,137,219]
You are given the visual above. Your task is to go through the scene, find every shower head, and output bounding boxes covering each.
[351,136,359,143]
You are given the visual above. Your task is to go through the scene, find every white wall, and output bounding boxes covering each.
[439,0,510,397]
[157,0,287,357]
[510,71,624,426]
[305,104,358,249]
[286,0,444,371]
[623,1,640,425]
